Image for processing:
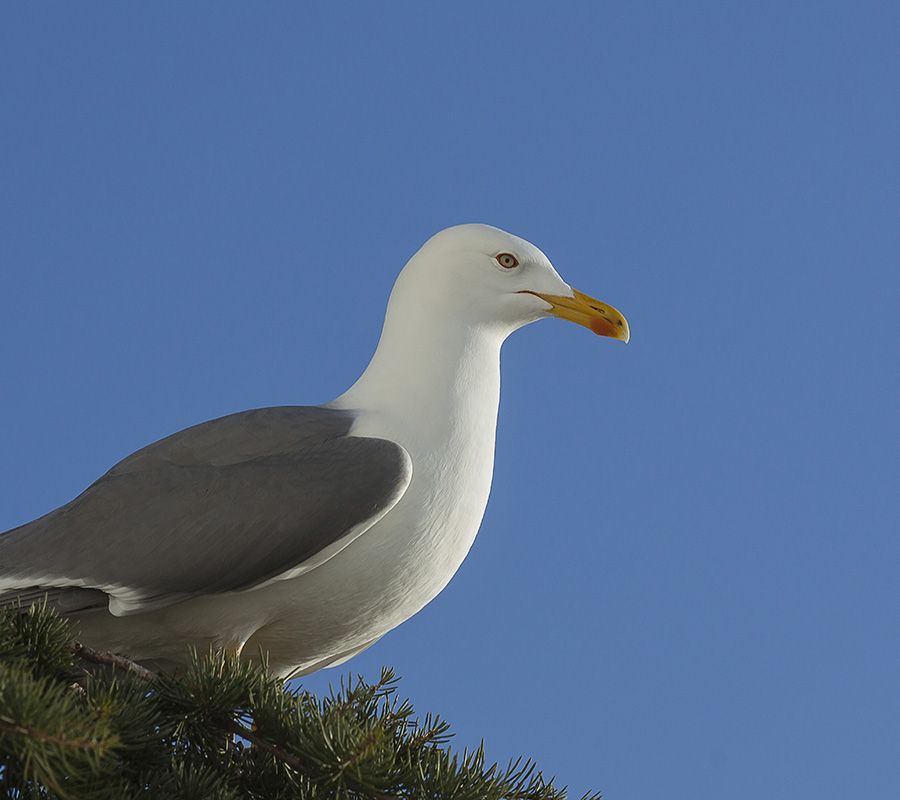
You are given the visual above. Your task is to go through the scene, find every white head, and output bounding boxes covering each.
[388,223,629,342]
[333,224,628,416]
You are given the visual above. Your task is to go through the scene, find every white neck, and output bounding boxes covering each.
[331,294,508,456]
[327,283,512,617]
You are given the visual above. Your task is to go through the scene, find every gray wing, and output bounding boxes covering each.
[0,406,412,615]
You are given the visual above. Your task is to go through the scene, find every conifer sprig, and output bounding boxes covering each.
[1,604,601,799]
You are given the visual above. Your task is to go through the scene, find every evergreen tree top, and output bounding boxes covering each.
[1,604,601,800]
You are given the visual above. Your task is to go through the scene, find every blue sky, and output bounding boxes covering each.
[2,3,898,797]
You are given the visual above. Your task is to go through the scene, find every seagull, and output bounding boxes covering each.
[0,224,628,678]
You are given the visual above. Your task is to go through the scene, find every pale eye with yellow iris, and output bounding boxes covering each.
[496,253,519,269]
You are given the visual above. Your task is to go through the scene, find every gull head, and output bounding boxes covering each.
[392,223,629,343]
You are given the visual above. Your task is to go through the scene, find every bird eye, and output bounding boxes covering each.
[496,253,519,269]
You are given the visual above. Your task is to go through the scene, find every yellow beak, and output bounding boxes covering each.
[523,288,630,342]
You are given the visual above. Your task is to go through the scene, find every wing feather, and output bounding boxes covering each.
[0,406,412,614]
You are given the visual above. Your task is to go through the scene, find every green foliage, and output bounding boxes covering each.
[0,605,600,799]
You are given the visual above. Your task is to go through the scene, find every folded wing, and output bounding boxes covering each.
[0,406,412,615]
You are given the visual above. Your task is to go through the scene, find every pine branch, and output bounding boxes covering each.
[65,640,158,682]
[1,604,602,799]
[0,718,110,752]
[67,638,324,780]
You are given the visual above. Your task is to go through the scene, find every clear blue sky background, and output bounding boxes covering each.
[2,4,898,798]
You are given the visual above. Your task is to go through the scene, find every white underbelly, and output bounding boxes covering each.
[243,442,495,673]
[74,435,495,677]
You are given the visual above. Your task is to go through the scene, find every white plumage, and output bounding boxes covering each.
[0,224,628,678]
